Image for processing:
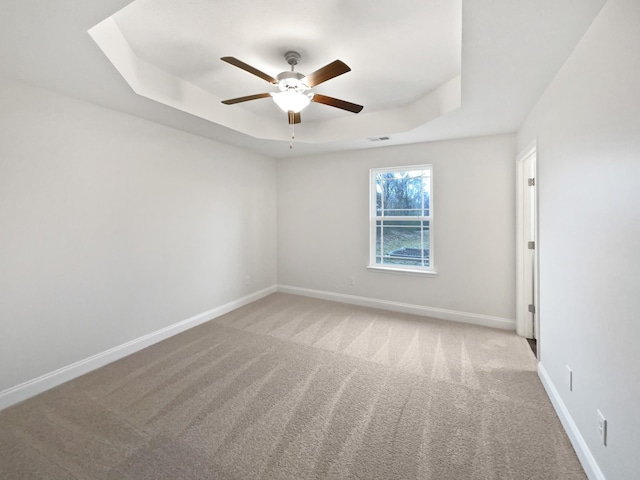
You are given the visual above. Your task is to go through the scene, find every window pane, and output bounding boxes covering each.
[376,170,430,217]
[376,220,430,267]
[422,177,431,216]
[375,223,382,263]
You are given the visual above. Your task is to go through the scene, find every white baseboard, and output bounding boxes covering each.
[0,285,277,412]
[277,285,515,330]
[537,362,605,480]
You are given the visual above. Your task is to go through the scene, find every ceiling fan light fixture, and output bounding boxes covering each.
[271,91,311,113]
[276,71,308,93]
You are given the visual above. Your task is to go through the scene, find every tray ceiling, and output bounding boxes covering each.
[90,0,462,143]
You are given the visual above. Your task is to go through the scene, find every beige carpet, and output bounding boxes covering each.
[0,293,585,479]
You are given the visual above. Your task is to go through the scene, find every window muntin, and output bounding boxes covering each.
[370,166,433,272]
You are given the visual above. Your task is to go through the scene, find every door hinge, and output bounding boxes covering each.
[528,304,536,314]
[528,178,535,186]
[528,241,535,250]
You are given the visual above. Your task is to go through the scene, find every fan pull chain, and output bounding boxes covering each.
[289,123,295,149]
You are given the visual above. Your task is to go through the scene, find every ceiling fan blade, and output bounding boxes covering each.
[311,94,364,113]
[288,111,301,125]
[221,57,278,84]
[303,60,351,87]
[221,93,272,105]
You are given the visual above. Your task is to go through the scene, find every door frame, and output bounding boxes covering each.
[515,140,539,345]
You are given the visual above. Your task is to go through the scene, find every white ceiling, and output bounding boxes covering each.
[0,0,607,158]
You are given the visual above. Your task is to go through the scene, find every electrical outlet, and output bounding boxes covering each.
[348,276,355,286]
[566,365,573,392]
[597,410,607,446]
[244,275,251,285]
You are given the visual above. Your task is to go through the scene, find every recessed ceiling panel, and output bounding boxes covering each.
[91,0,462,141]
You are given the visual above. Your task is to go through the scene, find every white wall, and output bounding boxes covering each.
[277,135,516,322]
[0,78,277,394]
[517,0,640,478]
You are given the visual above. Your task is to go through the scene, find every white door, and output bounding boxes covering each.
[516,145,538,340]
[523,154,537,339]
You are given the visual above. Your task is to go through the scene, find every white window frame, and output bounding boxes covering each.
[368,165,436,276]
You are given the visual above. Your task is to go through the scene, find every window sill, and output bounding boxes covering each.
[367,265,438,277]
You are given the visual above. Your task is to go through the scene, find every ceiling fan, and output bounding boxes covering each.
[220,51,364,125]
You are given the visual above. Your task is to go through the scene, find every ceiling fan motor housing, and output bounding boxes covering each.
[276,71,308,92]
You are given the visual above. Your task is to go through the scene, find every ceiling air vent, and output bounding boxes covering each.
[368,136,390,142]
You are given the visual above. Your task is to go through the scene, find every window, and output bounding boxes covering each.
[369,165,434,274]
